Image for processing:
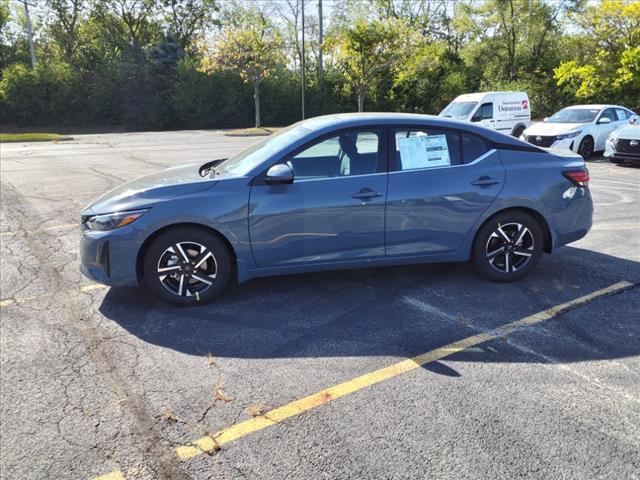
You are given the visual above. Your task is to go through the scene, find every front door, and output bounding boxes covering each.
[249,129,387,268]
[386,126,505,256]
[594,108,621,151]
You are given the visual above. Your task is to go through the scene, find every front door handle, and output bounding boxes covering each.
[471,176,500,187]
[352,189,382,200]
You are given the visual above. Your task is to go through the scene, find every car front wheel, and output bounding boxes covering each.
[577,136,594,159]
[472,211,543,282]
[142,227,232,305]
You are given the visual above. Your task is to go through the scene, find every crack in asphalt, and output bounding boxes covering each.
[1,180,192,480]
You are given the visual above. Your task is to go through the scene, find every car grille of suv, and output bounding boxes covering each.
[525,135,556,148]
[613,139,640,154]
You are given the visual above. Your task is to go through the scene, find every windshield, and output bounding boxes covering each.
[548,108,599,124]
[440,101,478,119]
[214,124,311,176]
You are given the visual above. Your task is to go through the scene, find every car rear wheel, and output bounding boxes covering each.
[577,136,594,159]
[472,211,543,282]
[142,227,232,306]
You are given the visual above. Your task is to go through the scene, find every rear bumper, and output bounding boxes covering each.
[553,187,593,248]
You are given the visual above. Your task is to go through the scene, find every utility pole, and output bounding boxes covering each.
[22,0,36,68]
[318,0,323,78]
[301,0,305,120]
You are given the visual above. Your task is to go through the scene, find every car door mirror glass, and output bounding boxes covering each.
[265,163,294,184]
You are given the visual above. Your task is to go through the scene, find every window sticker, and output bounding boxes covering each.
[398,134,450,170]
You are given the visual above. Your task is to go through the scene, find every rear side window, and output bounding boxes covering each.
[462,134,489,164]
[394,129,461,170]
[393,129,490,170]
[615,109,629,120]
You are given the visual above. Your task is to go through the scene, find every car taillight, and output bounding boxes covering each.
[563,169,590,187]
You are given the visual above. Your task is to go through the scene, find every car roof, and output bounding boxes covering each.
[564,104,625,110]
[454,91,527,101]
[295,113,527,147]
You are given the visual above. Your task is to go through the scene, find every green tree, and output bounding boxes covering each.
[162,0,218,53]
[555,1,640,110]
[326,19,403,111]
[207,6,284,127]
[45,0,86,62]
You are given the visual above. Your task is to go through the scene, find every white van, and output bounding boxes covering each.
[439,91,531,137]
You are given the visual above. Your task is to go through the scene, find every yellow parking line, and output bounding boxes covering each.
[90,281,633,480]
[93,471,125,480]
[172,280,633,460]
[0,223,77,237]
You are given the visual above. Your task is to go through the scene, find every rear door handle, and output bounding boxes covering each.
[352,189,382,200]
[471,176,500,187]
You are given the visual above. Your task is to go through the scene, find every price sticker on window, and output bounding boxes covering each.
[398,134,450,170]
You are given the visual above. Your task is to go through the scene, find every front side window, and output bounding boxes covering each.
[287,130,381,180]
[477,103,494,120]
[599,109,617,122]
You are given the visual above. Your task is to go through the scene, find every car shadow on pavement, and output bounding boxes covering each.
[99,246,639,374]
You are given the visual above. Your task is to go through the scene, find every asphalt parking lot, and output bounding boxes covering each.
[1,130,639,480]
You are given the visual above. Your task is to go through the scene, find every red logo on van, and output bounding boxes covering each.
[521,100,529,110]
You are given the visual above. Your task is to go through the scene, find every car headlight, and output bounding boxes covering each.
[556,131,582,140]
[83,209,149,231]
[608,136,618,145]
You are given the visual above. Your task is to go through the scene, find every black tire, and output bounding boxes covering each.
[472,211,544,282]
[512,125,525,138]
[142,226,232,306]
[577,136,594,159]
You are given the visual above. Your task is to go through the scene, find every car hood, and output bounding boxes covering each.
[611,124,640,140]
[524,122,586,136]
[82,163,215,215]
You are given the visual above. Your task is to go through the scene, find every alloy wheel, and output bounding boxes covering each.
[578,137,593,158]
[156,241,217,297]
[485,222,535,274]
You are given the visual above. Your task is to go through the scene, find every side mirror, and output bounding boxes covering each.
[471,114,481,122]
[597,117,611,125]
[543,117,549,122]
[265,163,294,185]
[629,115,639,125]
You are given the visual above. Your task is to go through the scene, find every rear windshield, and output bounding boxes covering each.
[548,108,599,124]
[440,102,478,120]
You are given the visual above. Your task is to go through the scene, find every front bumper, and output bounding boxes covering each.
[523,135,577,152]
[604,138,640,164]
[80,226,141,287]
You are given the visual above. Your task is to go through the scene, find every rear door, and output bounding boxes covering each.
[385,126,505,256]
[249,128,388,267]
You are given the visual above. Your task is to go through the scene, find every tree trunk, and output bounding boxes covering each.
[254,81,261,128]
[357,86,365,112]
